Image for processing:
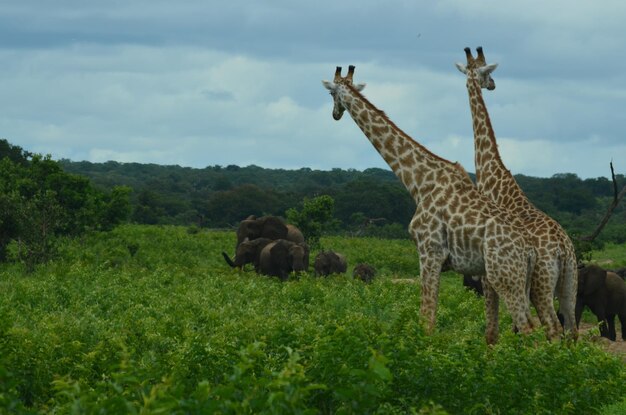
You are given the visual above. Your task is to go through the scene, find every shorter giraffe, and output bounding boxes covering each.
[456,47,578,340]
[323,66,537,343]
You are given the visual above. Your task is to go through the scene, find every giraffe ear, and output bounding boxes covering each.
[322,80,335,91]
[354,83,366,92]
[478,63,499,76]
[455,62,467,74]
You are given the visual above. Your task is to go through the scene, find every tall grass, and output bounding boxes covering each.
[0,225,624,414]
[590,243,626,268]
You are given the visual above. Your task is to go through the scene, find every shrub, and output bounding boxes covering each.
[0,227,624,413]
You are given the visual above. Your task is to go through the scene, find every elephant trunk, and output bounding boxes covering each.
[222,252,237,268]
[292,256,306,273]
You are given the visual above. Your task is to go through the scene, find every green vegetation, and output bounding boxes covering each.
[0,140,131,270]
[1,226,625,414]
[58,158,626,246]
[287,195,338,249]
[589,243,626,269]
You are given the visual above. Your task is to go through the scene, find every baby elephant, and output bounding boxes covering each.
[314,250,347,276]
[258,239,309,281]
[576,264,626,341]
[352,263,376,283]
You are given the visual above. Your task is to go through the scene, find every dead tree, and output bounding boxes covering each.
[579,161,626,242]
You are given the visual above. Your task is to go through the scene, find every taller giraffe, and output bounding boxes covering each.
[323,66,536,344]
[456,47,578,340]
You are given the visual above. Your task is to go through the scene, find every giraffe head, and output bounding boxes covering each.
[455,46,498,90]
[322,65,366,120]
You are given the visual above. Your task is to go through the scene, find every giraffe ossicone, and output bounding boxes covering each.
[323,65,538,344]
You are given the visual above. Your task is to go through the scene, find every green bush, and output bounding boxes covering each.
[0,152,131,269]
[0,227,624,414]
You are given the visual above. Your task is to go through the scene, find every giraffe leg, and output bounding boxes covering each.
[529,262,561,341]
[482,279,499,345]
[531,288,561,341]
[499,286,533,335]
[418,256,444,335]
[484,249,533,337]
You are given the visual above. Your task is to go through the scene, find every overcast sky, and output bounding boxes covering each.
[1,1,625,179]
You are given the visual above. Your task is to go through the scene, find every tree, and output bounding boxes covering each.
[286,195,336,249]
[9,190,63,272]
[204,184,291,227]
[101,186,133,230]
[0,142,131,269]
[133,190,167,225]
[0,138,31,165]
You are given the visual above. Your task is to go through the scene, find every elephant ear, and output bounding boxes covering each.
[299,242,310,269]
[315,250,328,266]
[337,253,347,272]
[261,216,288,240]
[237,219,260,246]
[580,265,607,296]
[300,242,310,257]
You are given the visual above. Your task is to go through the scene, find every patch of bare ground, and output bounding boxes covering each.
[579,322,626,362]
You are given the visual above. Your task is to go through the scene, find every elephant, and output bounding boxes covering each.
[463,275,484,296]
[608,267,626,280]
[258,239,310,281]
[222,237,273,271]
[234,215,304,249]
[314,250,347,276]
[574,264,626,341]
[352,263,376,283]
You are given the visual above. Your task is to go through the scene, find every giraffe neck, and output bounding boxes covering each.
[337,84,463,201]
[466,74,530,210]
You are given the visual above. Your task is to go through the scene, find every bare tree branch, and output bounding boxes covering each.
[579,161,626,242]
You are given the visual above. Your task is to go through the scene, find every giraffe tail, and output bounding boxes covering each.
[526,247,537,299]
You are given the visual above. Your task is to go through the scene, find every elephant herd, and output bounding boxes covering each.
[463,263,626,342]
[222,215,377,283]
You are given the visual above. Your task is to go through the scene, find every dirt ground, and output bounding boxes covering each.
[579,322,626,362]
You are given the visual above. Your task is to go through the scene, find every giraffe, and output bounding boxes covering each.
[455,47,578,340]
[322,66,537,344]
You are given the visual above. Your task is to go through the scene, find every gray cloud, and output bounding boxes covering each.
[0,1,625,178]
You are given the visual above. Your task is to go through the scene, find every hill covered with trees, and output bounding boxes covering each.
[58,156,626,246]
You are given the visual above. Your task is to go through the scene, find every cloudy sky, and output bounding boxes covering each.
[1,1,625,179]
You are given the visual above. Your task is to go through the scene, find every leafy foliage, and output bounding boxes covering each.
[0,144,131,269]
[60,158,626,248]
[0,226,624,414]
[287,195,336,249]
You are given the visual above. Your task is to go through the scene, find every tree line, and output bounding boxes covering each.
[57,151,626,246]
[2,138,624,267]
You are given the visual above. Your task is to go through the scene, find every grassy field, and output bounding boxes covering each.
[589,242,626,269]
[1,225,625,414]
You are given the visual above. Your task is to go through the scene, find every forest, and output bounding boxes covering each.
[58,151,626,246]
[2,138,625,270]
